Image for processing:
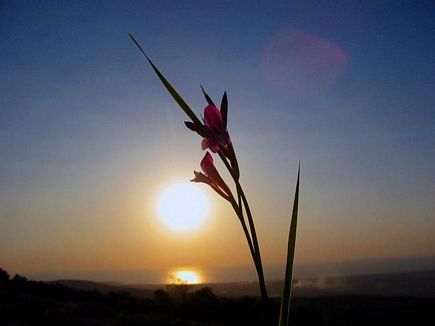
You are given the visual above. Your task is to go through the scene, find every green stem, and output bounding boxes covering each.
[229,199,257,271]
[218,151,270,325]
[236,182,269,310]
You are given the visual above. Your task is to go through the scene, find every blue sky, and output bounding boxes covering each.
[1,0,434,283]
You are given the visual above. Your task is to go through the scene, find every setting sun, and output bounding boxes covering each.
[172,270,201,284]
[157,182,210,232]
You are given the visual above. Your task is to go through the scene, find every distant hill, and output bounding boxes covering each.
[50,279,156,299]
[54,269,435,298]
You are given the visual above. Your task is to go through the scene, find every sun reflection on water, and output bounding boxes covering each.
[168,269,202,284]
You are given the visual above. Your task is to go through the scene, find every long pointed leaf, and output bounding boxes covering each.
[279,165,300,326]
[128,33,202,126]
[200,85,215,106]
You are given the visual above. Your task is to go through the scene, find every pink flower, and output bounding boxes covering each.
[185,103,231,156]
[191,152,233,201]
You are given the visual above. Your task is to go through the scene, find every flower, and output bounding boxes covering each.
[185,92,240,180]
[185,103,231,155]
[191,152,233,201]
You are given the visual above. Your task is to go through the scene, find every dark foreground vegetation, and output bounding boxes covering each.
[1,267,434,325]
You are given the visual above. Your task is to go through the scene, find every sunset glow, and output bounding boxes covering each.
[1,1,435,287]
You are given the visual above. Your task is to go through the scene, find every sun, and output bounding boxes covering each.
[157,182,210,232]
[171,270,201,284]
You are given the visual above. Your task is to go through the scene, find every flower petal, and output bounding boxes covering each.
[209,143,220,153]
[191,171,230,201]
[200,152,232,197]
[191,171,211,184]
[201,138,210,150]
[200,152,215,173]
[204,104,225,132]
[220,91,228,129]
[201,85,215,106]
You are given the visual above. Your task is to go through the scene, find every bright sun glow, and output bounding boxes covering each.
[172,270,201,284]
[157,182,210,232]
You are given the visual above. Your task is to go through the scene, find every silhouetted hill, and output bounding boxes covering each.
[51,279,156,299]
[55,269,435,298]
[272,269,435,297]
[2,267,435,325]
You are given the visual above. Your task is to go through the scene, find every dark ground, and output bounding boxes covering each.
[1,268,434,325]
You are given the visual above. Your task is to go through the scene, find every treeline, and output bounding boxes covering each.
[0,267,268,325]
[1,267,434,325]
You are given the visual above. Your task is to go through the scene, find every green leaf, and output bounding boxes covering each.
[220,91,228,129]
[128,33,202,126]
[200,85,215,106]
[279,165,300,326]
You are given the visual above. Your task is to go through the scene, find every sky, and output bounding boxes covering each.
[1,0,435,284]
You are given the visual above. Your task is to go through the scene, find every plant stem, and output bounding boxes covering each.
[218,151,270,325]
[229,200,256,269]
[236,182,270,313]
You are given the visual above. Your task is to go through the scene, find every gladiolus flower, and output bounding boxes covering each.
[185,92,239,180]
[191,152,233,201]
[185,103,231,155]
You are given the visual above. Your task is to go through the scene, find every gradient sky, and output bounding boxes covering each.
[1,0,435,284]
